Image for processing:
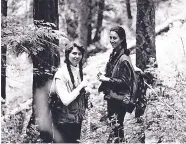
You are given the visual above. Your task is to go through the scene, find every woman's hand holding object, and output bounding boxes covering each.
[97,74,110,82]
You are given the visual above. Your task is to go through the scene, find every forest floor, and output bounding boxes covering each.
[1,0,186,143]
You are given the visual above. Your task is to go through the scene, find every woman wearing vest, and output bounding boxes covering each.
[97,26,137,143]
[49,42,88,143]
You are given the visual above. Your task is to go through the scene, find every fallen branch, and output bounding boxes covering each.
[144,81,186,123]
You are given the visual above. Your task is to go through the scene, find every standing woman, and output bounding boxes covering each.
[97,26,136,143]
[49,42,88,143]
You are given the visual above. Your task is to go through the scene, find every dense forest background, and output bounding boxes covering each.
[1,0,186,143]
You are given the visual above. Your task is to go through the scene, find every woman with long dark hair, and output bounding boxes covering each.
[97,26,137,143]
[49,42,88,143]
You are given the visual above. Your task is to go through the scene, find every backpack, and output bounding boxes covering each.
[116,55,147,114]
[120,55,138,103]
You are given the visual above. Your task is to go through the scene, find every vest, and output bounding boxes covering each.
[49,65,86,124]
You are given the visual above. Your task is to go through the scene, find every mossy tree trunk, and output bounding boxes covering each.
[136,0,156,71]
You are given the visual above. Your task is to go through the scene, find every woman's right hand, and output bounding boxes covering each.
[79,79,88,89]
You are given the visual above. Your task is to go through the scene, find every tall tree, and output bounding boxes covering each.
[126,0,132,19]
[136,0,156,71]
[77,0,90,59]
[26,0,60,142]
[1,0,8,100]
[135,0,156,143]
[93,0,105,42]
[87,0,92,46]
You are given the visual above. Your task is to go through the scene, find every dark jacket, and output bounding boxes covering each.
[99,48,135,104]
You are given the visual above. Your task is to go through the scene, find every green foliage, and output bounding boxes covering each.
[1,17,61,59]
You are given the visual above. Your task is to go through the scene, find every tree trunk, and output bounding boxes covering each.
[1,0,7,16]
[1,0,7,100]
[136,0,156,71]
[33,0,59,29]
[93,0,105,42]
[77,0,90,60]
[26,0,60,142]
[87,0,92,46]
[1,46,6,100]
[134,0,156,143]
[126,0,132,19]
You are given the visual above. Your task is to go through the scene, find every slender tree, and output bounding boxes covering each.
[77,0,90,60]
[87,0,92,46]
[93,0,105,42]
[1,0,8,100]
[126,0,132,19]
[136,0,156,71]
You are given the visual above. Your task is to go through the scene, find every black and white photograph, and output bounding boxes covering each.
[1,0,186,143]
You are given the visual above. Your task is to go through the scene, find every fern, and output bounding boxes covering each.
[1,17,65,59]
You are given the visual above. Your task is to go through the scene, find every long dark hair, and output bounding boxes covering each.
[64,43,85,89]
[110,26,130,56]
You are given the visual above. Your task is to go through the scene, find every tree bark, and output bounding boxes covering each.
[77,0,90,60]
[26,0,60,142]
[136,0,156,71]
[33,0,59,29]
[1,0,7,100]
[126,0,132,19]
[1,46,6,100]
[134,0,156,143]
[93,0,105,42]
[87,0,92,46]
[1,0,7,16]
